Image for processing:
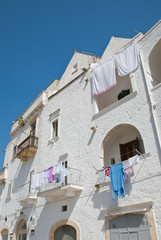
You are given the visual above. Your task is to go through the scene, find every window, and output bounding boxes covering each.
[49,109,60,142]
[6,182,12,200]
[72,63,78,74]
[111,158,115,165]
[30,121,36,136]
[52,120,58,139]
[13,145,17,159]
[61,205,67,212]
[120,138,140,161]
[1,229,8,240]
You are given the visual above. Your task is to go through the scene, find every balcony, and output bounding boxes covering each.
[0,166,8,183]
[38,167,83,202]
[95,72,133,113]
[18,181,37,207]
[16,136,38,161]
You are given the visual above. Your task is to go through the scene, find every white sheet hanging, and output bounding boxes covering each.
[91,56,116,95]
[31,172,40,193]
[115,40,139,76]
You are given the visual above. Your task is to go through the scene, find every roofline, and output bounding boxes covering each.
[138,20,161,43]
[12,90,45,124]
[45,78,60,91]
[74,49,99,58]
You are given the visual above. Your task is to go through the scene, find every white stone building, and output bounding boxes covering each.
[0,21,161,240]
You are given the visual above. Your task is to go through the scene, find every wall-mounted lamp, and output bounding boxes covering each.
[30,229,35,235]
[90,126,98,131]
[2,149,6,152]
[85,78,89,83]
[10,232,13,240]
[82,67,87,72]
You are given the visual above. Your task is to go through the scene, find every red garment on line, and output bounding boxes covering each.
[105,167,110,176]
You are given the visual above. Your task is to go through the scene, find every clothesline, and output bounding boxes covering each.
[91,40,140,96]
[33,162,65,175]
[97,155,140,200]
[99,149,140,160]
[31,162,68,193]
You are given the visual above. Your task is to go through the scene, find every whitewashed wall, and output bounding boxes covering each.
[0,22,161,240]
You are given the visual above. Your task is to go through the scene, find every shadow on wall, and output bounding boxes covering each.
[35,196,80,239]
[91,179,133,212]
[12,158,33,195]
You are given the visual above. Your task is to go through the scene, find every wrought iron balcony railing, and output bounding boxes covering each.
[16,136,38,161]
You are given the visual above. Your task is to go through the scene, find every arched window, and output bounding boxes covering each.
[149,38,161,87]
[1,229,8,240]
[100,124,144,167]
[54,225,76,240]
[17,220,27,240]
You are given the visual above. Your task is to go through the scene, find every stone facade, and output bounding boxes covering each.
[0,21,161,240]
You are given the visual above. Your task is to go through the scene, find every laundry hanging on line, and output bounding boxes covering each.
[115,40,140,76]
[91,56,116,96]
[31,162,68,193]
[109,162,126,200]
[91,40,139,96]
[96,154,140,199]
[123,154,139,179]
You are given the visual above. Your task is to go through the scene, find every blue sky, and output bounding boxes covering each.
[0,0,160,169]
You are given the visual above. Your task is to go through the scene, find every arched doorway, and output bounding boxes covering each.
[16,220,27,240]
[49,220,80,240]
[1,229,8,240]
[54,225,76,240]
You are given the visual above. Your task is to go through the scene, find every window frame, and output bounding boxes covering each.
[6,182,12,201]
[52,119,58,139]
[120,138,140,162]
[12,145,17,159]
[49,109,60,142]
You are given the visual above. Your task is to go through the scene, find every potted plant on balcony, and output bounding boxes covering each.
[18,117,25,127]
[117,89,130,100]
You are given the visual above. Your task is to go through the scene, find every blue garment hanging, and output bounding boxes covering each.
[109,162,126,200]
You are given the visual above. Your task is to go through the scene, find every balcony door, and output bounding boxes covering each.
[54,225,76,240]
[30,121,36,136]
[30,121,36,146]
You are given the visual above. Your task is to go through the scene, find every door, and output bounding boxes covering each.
[1,229,8,240]
[110,214,152,240]
[30,121,36,136]
[18,233,27,240]
[54,225,76,240]
[17,220,27,240]
[30,121,36,145]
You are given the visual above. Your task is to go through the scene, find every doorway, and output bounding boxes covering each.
[54,225,76,240]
